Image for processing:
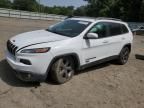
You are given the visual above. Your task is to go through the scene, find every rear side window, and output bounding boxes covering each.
[109,23,121,36]
[108,22,129,36]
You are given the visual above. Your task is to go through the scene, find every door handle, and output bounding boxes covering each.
[103,41,109,44]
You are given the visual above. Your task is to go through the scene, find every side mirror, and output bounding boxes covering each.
[84,33,98,39]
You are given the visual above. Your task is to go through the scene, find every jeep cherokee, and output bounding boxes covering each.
[6,17,133,84]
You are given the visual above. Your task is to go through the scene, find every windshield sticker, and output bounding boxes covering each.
[78,21,89,25]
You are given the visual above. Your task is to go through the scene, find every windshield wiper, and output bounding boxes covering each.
[46,29,67,36]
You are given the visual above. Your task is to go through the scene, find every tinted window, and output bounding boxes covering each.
[89,22,108,38]
[109,23,122,36]
[107,22,129,36]
[88,22,129,38]
[121,24,129,34]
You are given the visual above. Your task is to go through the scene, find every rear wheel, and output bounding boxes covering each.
[51,56,75,84]
[117,47,130,65]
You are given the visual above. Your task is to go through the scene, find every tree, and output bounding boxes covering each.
[120,0,143,21]
[0,0,11,8]
[13,0,39,12]
[140,0,144,21]
[74,6,86,16]
[42,6,74,16]
[84,0,144,22]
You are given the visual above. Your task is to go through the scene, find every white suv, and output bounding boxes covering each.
[6,17,133,84]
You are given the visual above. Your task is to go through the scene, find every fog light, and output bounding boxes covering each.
[20,73,32,81]
[20,59,31,65]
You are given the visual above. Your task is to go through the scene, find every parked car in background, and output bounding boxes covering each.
[139,26,144,30]
[132,26,144,35]
[132,26,144,31]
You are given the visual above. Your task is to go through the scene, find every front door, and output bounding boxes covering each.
[82,22,122,65]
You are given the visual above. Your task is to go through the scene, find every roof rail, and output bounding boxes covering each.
[66,16,122,21]
[67,16,96,19]
[74,16,95,18]
[96,17,122,21]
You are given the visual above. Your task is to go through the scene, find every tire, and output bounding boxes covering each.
[117,47,130,65]
[51,56,75,84]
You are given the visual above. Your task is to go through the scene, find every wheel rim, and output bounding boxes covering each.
[57,58,74,80]
[121,48,129,63]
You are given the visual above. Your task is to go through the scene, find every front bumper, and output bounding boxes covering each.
[6,50,53,81]
[14,71,46,82]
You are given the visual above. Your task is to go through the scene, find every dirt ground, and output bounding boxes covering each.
[0,17,144,108]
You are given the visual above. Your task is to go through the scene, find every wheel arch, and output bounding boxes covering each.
[120,43,131,54]
[118,43,131,57]
[123,43,131,52]
[117,43,131,65]
[46,53,80,78]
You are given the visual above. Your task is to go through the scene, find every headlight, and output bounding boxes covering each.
[21,47,51,53]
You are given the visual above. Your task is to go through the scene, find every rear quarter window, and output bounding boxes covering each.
[121,24,129,34]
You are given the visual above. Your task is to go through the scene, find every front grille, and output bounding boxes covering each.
[7,40,18,56]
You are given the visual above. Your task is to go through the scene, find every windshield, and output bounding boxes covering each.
[47,20,91,37]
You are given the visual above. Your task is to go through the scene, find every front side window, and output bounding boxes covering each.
[47,20,91,37]
[89,22,108,38]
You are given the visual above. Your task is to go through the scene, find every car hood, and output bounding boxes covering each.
[10,30,70,48]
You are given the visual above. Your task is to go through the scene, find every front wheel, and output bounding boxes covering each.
[51,57,75,84]
[117,47,130,65]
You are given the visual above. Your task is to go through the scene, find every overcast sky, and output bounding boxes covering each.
[39,0,87,8]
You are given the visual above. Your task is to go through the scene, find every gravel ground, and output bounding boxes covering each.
[0,17,144,108]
